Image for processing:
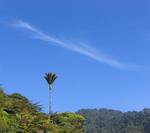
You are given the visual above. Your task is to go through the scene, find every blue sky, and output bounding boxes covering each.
[0,0,150,113]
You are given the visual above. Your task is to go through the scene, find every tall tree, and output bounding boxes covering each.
[44,73,58,115]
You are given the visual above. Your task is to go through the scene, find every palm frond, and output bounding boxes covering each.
[44,72,58,86]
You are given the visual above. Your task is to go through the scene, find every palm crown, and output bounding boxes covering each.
[44,73,58,88]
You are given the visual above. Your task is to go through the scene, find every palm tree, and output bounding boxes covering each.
[44,73,58,115]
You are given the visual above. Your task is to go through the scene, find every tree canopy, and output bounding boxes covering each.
[0,88,85,133]
[77,108,150,133]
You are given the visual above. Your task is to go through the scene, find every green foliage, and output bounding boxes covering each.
[44,73,58,86]
[51,112,86,133]
[0,109,17,133]
[77,108,150,133]
[0,89,85,133]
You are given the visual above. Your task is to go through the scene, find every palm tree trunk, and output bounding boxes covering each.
[49,85,52,115]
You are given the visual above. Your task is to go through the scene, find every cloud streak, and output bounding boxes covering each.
[12,19,137,70]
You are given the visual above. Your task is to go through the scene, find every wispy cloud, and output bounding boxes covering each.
[11,19,138,70]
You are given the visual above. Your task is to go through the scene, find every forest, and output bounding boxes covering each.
[1,87,150,133]
[0,72,149,133]
[0,88,85,133]
[78,108,150,133]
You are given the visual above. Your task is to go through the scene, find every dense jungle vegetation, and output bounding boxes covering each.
[78,108,150,133]
[1,87,150,133]
[0,88,85,133]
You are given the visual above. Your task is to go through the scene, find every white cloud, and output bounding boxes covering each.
[12,19,138,70]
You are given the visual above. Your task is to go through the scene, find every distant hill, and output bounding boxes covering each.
[77,108,150,133]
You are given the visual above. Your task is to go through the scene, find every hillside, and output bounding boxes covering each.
[77,108,150,133]
[1,87,150,133]
[0,88,85,133]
